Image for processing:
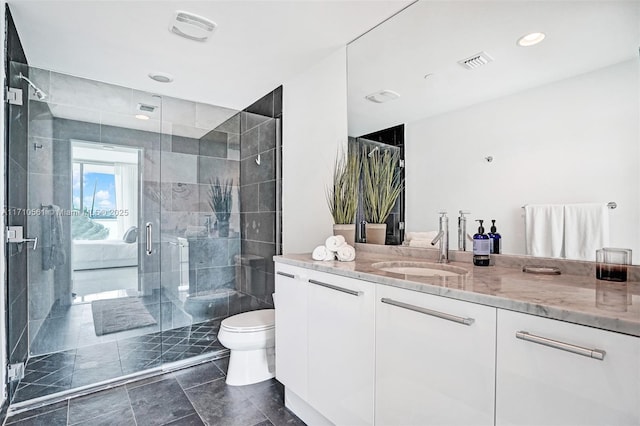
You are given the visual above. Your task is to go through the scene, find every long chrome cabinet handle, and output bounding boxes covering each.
[276,271,295,279]
[381,298,475,326]
[145,222,153,255]
[516,331,606,360]
[308,279,363,297]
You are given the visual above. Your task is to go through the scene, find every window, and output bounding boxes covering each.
[73,162,117,219]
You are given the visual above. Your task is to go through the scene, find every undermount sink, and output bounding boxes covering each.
[371,261,468,277]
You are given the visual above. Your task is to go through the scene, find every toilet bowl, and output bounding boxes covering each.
[217,309,275,386]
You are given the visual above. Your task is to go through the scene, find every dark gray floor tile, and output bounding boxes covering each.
[244,380,305,426]
[5,400,68,424]
[252,421,275,426]
[125,373,174,391]
[71,359,123,388]
[70,405,136,426]
[12,383,69,403]
[174,361,225,390]
[184,377,267,426]
[68,386,130,424]
[128,377,198,426]
[5,406,67,425]
[213,355,229,375]
[162,412,205,426]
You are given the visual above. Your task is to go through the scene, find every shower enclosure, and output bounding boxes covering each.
[5,63,281,406]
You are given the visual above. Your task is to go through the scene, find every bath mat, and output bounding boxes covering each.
[91,297,157,336]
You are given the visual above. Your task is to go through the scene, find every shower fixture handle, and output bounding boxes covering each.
[145,222,153,255]
[23,237,38,250]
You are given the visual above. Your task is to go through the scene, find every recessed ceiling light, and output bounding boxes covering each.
[135,114,150,120]
[148,72,174,83]
[517,32,546,47]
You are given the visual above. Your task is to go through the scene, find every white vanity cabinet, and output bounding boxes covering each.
[307,271,375,425]
[274,263,309,399]
[375,284,497,425]
[496,309,640,426]
[274,263,375,425]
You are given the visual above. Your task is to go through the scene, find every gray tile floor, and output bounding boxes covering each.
[5,357,305,426]
[13,321,225,403]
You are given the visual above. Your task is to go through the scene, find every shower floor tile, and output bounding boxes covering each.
[12,319,224,404]
[5,357,304,426]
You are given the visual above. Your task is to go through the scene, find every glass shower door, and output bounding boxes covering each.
[6,66,165,403]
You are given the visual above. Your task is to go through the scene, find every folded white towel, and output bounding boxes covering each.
[405,231,439,242]
[325,235,346,252]
[564,203,609,261]
[524,204,564,258]
[312,245,335,261]
[336,244,356,262]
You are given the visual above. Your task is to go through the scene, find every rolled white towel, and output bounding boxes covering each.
[325,235,346,252]
[323,249,336,261]
[312,245,336,261]
[312,245,330,260]
[405,231,439,242]
[336,244,356,262]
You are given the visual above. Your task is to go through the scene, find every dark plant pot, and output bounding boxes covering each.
[218,219,230,237]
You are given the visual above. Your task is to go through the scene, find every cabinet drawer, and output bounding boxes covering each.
[496,309,640,426]
[375,285,496,426]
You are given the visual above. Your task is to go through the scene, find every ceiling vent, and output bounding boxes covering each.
[458,51,494,70]
[169,11,217,42]
[365,90,401,104]
[137,103,157,113]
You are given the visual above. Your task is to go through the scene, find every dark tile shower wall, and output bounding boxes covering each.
[25,96,58,345]
[5,6,30,382]
[238,87,283,307]
[164,113,243,322]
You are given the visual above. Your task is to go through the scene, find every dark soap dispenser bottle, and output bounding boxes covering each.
[473,220,491,266]
[488,219,502,255]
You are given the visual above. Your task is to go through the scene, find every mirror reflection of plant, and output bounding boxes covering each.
[208,178,233,223]
[326,145,361,224]
[361,147,404,224]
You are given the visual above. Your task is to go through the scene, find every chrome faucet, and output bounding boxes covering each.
[431,211,449,263]
[458,210,470,251]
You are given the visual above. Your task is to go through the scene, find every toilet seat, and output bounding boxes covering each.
[221,309,275,333]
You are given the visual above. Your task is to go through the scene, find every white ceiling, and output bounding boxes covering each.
[348,1,640,136]
[9,0,412,111]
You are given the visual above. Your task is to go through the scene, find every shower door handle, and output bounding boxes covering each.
[145,222,153,255]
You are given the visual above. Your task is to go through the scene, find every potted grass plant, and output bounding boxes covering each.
[326,146,361,246]
[361,147,404,244]
[208,178,233,237]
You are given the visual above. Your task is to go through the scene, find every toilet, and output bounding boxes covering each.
[217,309,275,386]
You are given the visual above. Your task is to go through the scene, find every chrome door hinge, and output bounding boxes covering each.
[7,362,25,383]
[399,221,405,230]
[399,159,405,168]
[6,87,23,105]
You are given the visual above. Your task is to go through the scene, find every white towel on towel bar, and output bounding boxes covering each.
[524,204,564,258]
[564,203,609,261]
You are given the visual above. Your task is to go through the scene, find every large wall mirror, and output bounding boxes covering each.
[347,1,640,264]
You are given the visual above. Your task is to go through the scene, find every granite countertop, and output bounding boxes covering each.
[274,248,640,337]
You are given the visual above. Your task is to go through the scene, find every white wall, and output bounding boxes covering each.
[406,59,639,260]
[1,0,8,406]
[282,47,348,254]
